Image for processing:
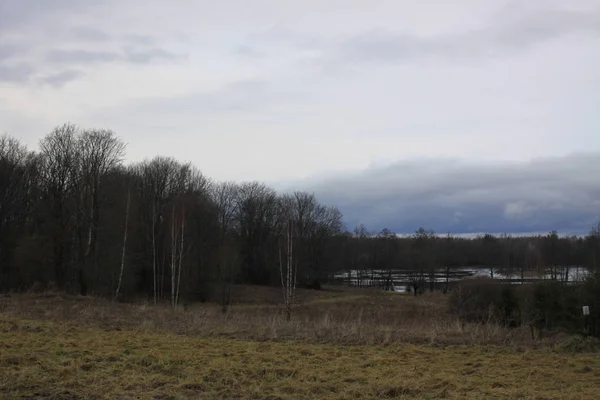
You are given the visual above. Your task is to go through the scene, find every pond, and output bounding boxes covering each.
[333,266,591,293]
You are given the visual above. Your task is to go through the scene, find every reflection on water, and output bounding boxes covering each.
[333,266,590,293]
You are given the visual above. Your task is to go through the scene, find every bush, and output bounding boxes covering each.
[304,279,322,290]
[450,276,600,338]
[525,281,580,333]
[448,278,519,327]
[499,286,520,327]
[578,274,600,337]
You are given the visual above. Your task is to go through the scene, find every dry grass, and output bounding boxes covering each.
[2,315,600,399]
[0,286,570,347]
[1,286,600,399]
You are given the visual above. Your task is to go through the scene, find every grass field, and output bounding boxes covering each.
[1,287,600,399]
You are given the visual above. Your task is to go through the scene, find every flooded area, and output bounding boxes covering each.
[333,266,590,293]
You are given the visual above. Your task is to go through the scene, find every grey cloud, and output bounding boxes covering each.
[67,27,159,46]
[116,79,302,118]
[0,44,18,62]
[0,0,101,33]
[299,153,600,235]
[232,26,325,62]
[336,5,600,64]
[234,44,266,59]
[123,47,186,64]
[38,69,84,87]
[45,47,185,65]
[124,34,157,46]
[45,49,121,64]
[70,26,113,42]
[0,63,34,83]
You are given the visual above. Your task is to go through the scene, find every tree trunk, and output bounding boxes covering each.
[175,205,185,308]
[115,187,130,300]
[280,219,295,321]
[152,202,157,305]
[170,204,176,308]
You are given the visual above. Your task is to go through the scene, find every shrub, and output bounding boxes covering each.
[448,278,518,327]
[578,274,600,337]
[450,275,600,339]
[519,281,581,336]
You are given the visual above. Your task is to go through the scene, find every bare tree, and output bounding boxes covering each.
[115,186,131,300]
[132,157,190,303]
[411,227,435,294]
[235,182,280,284]
[39,124,80,291]
[443,233,454,294]
[210,181,240,313]
[76,129,126,294]
[0,135,38,289]
[169,199,187,308]
[175,203,185,307]
[481,234,500,280]
[280,219,296,321]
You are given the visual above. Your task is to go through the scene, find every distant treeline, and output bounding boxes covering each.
[1,124,600,303]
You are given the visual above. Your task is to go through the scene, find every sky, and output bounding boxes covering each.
[1,0,600,235]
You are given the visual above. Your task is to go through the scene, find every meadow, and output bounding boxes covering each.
[1,286,600,399]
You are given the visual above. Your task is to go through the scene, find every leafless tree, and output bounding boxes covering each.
[114,186,131,300]
[280,218,296,321]
[39,124,81,291]
[210,181,240,313]
[0,135,38,289]
[132,157,189,303]
[76,129,126,294]
[235,182,280,284]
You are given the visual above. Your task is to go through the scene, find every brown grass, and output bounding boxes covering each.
[1,286,600,399]
[0,286,574,347]
[2,314,600,399]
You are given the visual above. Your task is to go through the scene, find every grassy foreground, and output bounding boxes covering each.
[2,315,600,399]
[2,287,600,399]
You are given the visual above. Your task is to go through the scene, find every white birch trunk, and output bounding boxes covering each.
[175,205,185,307]
[279,219,295,321]
[152,202,157,305]
[170,204,176,308]
[115,186,130,299]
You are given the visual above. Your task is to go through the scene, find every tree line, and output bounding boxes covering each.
[339,227,600,292]
[1,124,600,306]
[0,125,344,308]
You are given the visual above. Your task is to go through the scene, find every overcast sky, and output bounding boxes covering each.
[1,0,600,235]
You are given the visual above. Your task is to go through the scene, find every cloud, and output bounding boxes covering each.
[69,26,113,42]
[298,153,600,235]
[44,47,185,65]
[0,44,17,61]
[0,63,34,83]
[334,5,600,65]
[0,0,103,36]
[38,70,84,87]
[123,47,186,64]
[217,2,588,70]
[109,79,306,119]
[0,0,184,88]
[45,49,120,64]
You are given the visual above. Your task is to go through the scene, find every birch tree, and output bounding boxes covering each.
[114,186,131,300]
[132,157,187,303]
[280,218,296,321]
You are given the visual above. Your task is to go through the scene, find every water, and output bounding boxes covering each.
[333,266,591,293]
